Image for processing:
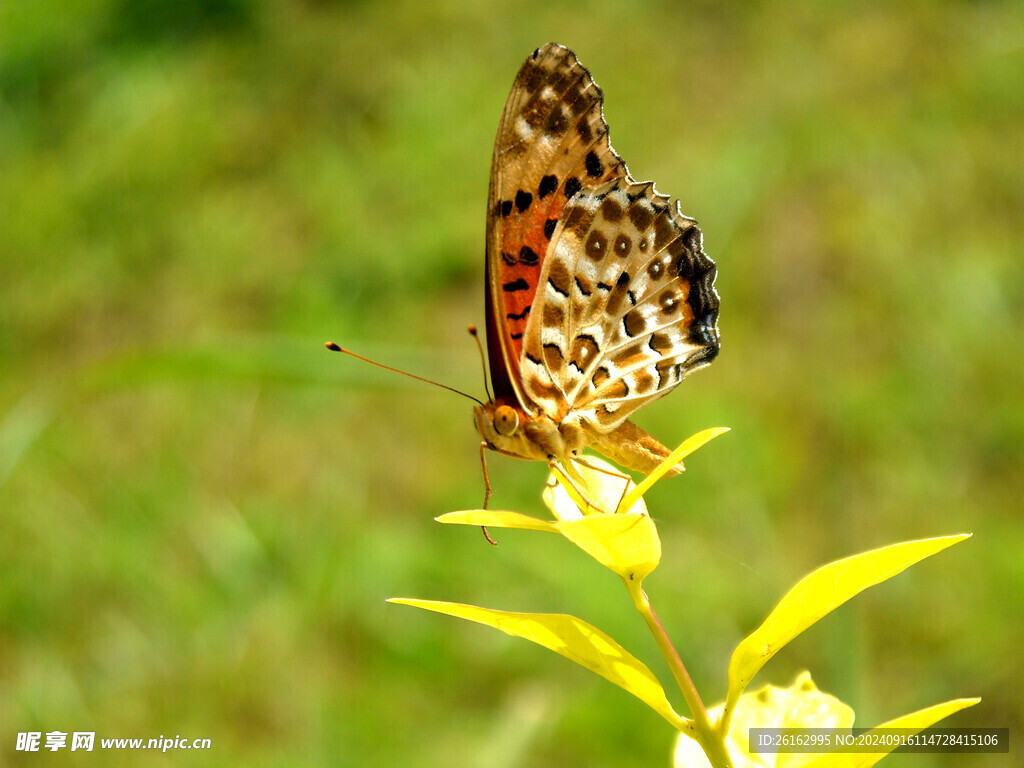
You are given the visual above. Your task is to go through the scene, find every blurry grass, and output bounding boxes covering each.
[2,1,1023,766]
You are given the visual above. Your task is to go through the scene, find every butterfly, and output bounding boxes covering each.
[472,43,720,496]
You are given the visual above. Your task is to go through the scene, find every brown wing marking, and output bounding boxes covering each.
[522,177,720,432]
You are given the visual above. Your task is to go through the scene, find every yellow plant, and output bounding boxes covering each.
[390,429,975,768]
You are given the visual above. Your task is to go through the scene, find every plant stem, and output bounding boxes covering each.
[627,579,734,768]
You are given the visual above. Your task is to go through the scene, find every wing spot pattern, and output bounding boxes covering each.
[648,332,673,354]
[538,174,559,199]
[543,303,565,327]
[606,271,631,315]
[623,308,646,337]
[600,196,624,223]
[545,105,571,137]
[518,246,539,266]
[569,334,599,369]
[614,234,632,258]
[543,342,564,371]
[659,289,680,316]
[653,211,675,250]
[629,200,653,231]
[576,118,592,142]
[562,203,594,237]
[547,260,572,297]
[585,230,608,260]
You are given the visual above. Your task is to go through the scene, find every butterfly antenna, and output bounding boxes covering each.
[467,325,493,403]
[325,342,484,406]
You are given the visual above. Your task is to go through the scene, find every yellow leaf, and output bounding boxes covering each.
[389,598,682,728]
[554,513,661,582]
[436,510,557,532]
[801,698,979,768]
[437,505,660,579]
[618,427,730,514]
[869,697,980,730]
[726,535,971,719]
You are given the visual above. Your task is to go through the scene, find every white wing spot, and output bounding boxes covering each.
[515,116,534,142]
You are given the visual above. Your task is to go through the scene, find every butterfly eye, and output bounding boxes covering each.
[493,405,519,436]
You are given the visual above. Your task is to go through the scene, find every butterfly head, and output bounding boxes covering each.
[475,402,536,461]
[474,401,587,463]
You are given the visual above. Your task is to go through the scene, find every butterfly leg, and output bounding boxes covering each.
[479,441,495,509]
[569,455,635,514]
[549,459,612,515]
[478,442,498,546]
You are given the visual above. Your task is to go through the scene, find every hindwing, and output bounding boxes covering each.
[520,178,720,433]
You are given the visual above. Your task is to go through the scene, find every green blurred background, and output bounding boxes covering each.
[2,1,1021,765]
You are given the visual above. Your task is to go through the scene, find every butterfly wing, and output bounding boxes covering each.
[485,43,628,409]
[520,177,720,441]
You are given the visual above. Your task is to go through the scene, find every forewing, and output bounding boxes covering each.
[521,177,720,432]
[485,43,628,408]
